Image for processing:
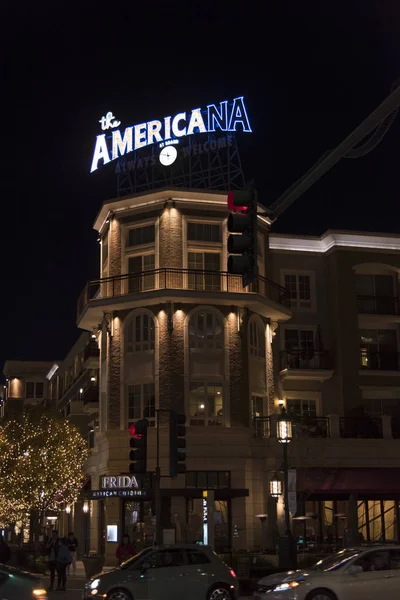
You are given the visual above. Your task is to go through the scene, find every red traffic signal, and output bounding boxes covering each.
[129,424,136,436]
[227,190,248,212]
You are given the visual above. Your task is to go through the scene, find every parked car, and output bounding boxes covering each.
[254,545,400,600]
[0,563,47,599]
[83,543,239,600]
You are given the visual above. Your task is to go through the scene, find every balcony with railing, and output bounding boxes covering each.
[77,268,291,328]
[254,416,329,439]
[254,414,398,440]
[82,385,99,413]
[279,350,333,381]
[339,417,383,439]
[357,295,399,315]
[360,349,400,371]
[83,341,100,368]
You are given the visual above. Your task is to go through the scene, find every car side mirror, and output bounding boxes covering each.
[141,562,151,574]
[348,565,363,575]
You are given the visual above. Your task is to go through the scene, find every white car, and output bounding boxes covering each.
[83,543,239,600]
[254,546,400,600]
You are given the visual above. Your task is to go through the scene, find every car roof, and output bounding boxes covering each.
[0,564,39,580]
[150,544,214,551]
[349,545,400,551]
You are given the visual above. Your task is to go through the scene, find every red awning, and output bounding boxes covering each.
[297,468,400,496]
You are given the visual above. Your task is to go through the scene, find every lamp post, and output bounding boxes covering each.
[277,407,297,570]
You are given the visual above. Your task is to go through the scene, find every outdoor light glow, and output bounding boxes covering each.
[83,501,89,513]
[269,474,282,498]
[65,505,71,514]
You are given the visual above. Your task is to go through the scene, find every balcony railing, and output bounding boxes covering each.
[280,350,330,370]
[360,350,400,371]
[253,416,329,439]
[357,295,399,315]
[82,385,99,406]
[340,417,383,439]
[84,341,100,363]
[77,268,289,319]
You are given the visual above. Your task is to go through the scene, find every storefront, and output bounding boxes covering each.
[88,471,248,560]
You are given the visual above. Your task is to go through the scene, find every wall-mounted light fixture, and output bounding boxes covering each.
[65,505,71,514]
[83,501,89,514]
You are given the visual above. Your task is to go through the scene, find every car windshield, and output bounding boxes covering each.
[311,550,360,572]
[120,547,154,569]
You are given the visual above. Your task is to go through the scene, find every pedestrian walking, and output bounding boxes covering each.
[46,530,60,592]
[66,531,78,575]
[0,537,10,564]
[116,534,136,565]
[56,537,71,591]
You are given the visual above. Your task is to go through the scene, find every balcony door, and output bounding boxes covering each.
[188,252,220,291]
[356,274,396,314]
[284,329,315,368]
[128,254,155,293]
[360,329,399,370]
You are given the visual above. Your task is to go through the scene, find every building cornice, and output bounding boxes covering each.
[269,230,400,253]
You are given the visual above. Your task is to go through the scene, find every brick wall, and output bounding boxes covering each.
[159,205,182,269]
[108,315,121,428]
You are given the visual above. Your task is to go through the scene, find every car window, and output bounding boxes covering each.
[187,550,210,565]
[147,549,186,568]
[354,551,391,572]
[122,547,154,569]
[311,550,360,571]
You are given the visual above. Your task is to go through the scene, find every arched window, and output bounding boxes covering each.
[189,311,223,350]
[127,313,155,352]
[249,320,265,358]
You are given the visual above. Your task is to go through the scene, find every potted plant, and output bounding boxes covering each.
[82,551,105,579]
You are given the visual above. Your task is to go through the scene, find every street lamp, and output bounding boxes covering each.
[277,407,297,570]
[269,473,282,498]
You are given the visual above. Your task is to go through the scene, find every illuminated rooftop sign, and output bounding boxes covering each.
[90,96,251,173]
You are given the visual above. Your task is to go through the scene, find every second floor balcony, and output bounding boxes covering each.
[279,349,334,381]
[77,268,291,329]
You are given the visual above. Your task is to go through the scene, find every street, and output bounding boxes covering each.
[41,573,253,600]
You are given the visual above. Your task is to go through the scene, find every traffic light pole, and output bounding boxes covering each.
[155,409,162,546]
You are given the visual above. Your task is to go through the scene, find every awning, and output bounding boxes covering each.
[296,468,400,498]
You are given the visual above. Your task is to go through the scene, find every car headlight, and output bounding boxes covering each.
[90,579,101,590]
[273,581,303,592]
[32,590,47,599]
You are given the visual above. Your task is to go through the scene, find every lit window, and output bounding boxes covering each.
[127,314,155,352]
[189,382,224,426]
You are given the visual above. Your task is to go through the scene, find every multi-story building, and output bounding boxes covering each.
[5,189,400,563]
[3,360,56,418]
[72,188,400,563]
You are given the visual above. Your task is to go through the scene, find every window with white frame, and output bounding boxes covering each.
[188,252,220,291]
[286,398,317,418]
[283,272,314,310]
[126,224,155,248]
[127,314,155,352]
[189,311,223,350]
[283,328,316,368]
[187,222,221,242]
[128,383,156,423]
[249,320,265,358]
[360,329,398,370]
[361,397,400,418]
[128,254,155,292]
[26,382,44,399]
[189,382,224,426]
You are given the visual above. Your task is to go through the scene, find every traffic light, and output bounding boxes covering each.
[227,189,258,287]
[129,419,148,474]
[169,410,186,478]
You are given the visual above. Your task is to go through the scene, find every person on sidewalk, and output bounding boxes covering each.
[66,531,78,576]
[46,530,60,592]
[116,534,136,565]
[0,537,10,564]
[56,537,72,591]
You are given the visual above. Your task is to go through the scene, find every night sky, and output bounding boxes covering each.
[2,1,400,370]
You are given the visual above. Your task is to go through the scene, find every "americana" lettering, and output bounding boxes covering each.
[90,97,251,173]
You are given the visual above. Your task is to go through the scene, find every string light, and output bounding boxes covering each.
[0,408,89,528]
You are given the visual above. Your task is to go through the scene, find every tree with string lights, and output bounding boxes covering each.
[0,406,89,532]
